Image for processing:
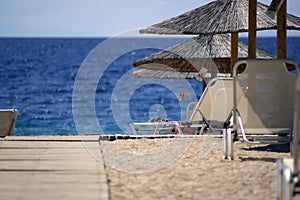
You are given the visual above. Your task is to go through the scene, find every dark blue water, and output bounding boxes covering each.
[0,37,299,136]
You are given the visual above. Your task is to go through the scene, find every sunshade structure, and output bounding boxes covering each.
[140,0,300,35]
[132,34,274,74]
[139,0,300,66]
[131,69,199,79]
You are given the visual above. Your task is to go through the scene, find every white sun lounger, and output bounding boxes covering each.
[130,77,234,135]
[223,59,299,160]
[0,107,18,137]
[276,74,300,200]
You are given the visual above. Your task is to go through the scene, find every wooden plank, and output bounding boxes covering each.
[231,33,238,76]
[248,0,257,59]
[0,136,109,200]
[3,135,100,142]
[277,0,287,58]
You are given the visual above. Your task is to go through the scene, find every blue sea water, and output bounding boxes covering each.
[0,37,299,136]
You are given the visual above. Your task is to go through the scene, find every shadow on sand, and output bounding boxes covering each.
[241,143,290,153]
[237,143,290,162]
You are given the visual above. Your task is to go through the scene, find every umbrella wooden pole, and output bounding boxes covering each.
[277,0,286,59]
[231,33,238,76]
[248,0,257,59]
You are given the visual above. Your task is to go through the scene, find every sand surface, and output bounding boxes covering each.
[100,136,298,200]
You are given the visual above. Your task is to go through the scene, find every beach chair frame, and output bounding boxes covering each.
[130,77,234,135]
[276,75,300,200]
[0,107,18,137]
[223,59,299,160]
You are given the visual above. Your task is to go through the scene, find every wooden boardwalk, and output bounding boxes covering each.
[0,135,109,200]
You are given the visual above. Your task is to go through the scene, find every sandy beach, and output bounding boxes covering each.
[101,136,298,200]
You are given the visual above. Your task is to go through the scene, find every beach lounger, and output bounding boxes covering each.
[276,75,300,200]
[0,107,18,137]
[223,59,299,160]
[130,77,234,135]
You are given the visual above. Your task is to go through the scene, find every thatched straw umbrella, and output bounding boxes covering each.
[139,0,300,70]
[131,69,199,79]
[139,0,300,35]
[132,34,274,74]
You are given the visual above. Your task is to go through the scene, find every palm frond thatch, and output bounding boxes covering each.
[133,34,274,73]
[140,0,300,35]
[131,69,199,79]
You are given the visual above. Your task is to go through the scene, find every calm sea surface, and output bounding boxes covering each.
[0,37,299,135]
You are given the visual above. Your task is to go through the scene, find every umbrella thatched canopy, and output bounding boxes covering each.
[131,69,199,79]
[140,0,300,35]
[133,34,274,73]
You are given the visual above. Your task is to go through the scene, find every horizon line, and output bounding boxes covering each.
[1,35,300,38]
